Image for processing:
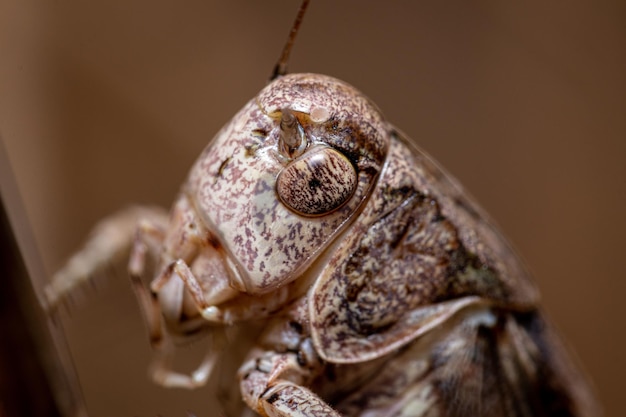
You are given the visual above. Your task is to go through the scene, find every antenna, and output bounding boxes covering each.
[271,0,311,80]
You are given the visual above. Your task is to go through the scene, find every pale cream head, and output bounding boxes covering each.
[186,74,389,295]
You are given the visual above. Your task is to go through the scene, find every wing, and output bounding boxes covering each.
[310,129,538,363]
[332,308,599,417]
[308,128,600,415]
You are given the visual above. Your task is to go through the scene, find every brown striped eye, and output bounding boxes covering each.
[277,147,357,216]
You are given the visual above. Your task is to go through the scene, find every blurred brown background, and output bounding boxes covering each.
[1,1,624,416]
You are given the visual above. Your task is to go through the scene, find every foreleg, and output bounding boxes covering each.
[239,351,341,417]
[128,217,168,347]
[148,331,223,389]
[128,219,222,389]
[45,206,168,310]
[238,307,340,417]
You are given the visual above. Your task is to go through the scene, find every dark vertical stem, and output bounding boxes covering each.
[0,201,63,417]
[0,139,86,417]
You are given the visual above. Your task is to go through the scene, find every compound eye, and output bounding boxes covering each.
[277,147,357,216]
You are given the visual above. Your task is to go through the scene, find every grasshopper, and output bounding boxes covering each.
[46,1,601,416]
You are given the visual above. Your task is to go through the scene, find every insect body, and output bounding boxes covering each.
[47,72,600,416]
[46,5,600,417]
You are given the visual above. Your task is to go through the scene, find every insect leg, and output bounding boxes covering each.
[125,216,217,389]
[238,305,339,417]
[45,206,168,310]
[150,259,211,311]
[148,331,223,389]
[128,217,166,277]
[144,258,227,389]
[239,351,340,417]
[260,383,341,417]
[128,218,168,348]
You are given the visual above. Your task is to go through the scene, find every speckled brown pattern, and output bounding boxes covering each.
[185,74,387,295]
[47,73,600,417]
[308,130,540,364]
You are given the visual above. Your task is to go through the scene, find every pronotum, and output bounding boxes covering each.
[46,2,601,416]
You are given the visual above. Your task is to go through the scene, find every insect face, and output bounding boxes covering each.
[185,73,387,296]
[44,2,603,416]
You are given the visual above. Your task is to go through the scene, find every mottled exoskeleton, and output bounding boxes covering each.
[46,5,601,417]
